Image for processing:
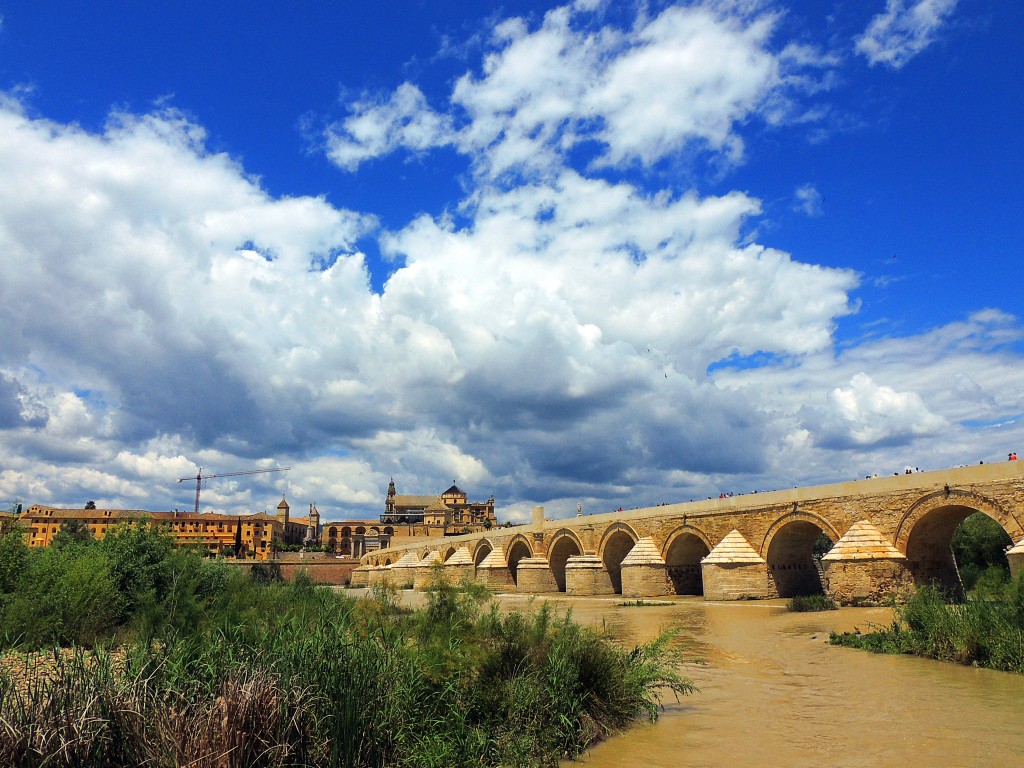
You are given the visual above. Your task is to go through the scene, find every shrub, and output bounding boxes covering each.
[830,576,1024,673]
[251,561,283,584]
[1,546,123,647]
[787,595,837,612]
[0,529,28,594]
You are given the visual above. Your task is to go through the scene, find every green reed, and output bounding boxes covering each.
[0,563,694,767]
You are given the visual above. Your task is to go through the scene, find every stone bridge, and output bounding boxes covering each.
[352,462,1024,604]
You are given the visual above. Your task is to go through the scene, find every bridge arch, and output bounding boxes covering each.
[762,512,841,598]
[548,528,584,592]
[895,490,1022,593]
[504,535,534,586]
[442,546,457,562]
[599,523,639,594]
[473,538,494,567]
[663,525,713,595]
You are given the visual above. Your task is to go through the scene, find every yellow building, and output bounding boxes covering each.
[19,498,319,561]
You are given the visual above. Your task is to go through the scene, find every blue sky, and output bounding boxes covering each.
[0,1,1021,521]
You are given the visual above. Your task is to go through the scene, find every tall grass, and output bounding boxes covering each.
[830,574,1024,673]
[0,554,694,767]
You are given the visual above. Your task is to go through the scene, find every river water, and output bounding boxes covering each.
[488,595,1024,768]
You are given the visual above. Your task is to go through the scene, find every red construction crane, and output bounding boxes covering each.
[177,466,291,515]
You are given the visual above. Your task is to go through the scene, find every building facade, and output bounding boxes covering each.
[382,480,496,537]
[317,481,499,557]
[19,498,318,561]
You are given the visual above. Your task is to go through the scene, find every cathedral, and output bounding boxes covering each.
[383,479,496,536]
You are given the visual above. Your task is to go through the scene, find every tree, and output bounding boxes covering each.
[953,513,1013,589]
[0,529,29,593]
[52,520,95,549]
[99,519,174,619]
[84,501,96,510]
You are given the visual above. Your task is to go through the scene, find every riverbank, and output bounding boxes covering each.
[0,575,692,767]
[830,579,1024,673]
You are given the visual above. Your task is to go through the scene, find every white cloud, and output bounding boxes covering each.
[325,2,834,178]
[0,90,865,514]
[324,83,454,171]
[713,311,1024,484]
[824,372,947,447]
[793,183,823,217]
[856,0,958,69]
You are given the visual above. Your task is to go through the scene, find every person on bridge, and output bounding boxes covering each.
[1011,452,1018,461]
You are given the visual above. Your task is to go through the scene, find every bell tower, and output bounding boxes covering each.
[385,477,397,516]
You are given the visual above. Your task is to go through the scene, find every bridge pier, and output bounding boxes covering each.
[620,538,673,598]
[822,558,914,606]
[444,547,475,584]
[565,554,614,595]
[366,564,386,587]
[413,551,443,589]
[516,557,559,593]
[1007,539,1024,580]
[350,564,371,587]
[820,521,915,605]
[389,552,420,589]
[476,548,515,589]
[701,530,771,600]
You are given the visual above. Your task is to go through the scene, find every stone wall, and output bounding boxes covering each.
[702,563,772,601]
[823,559,914,606]
[228,559,358,585]
[621,563,672,598]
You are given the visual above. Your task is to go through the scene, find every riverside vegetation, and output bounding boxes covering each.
[830,513,1024,672]
[0,522,693,767]
[829,575,1024,673]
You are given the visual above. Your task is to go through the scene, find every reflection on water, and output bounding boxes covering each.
[492,595,1024,768]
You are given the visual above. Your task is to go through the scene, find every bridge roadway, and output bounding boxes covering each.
[351,462,1024,604]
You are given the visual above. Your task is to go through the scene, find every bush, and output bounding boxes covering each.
[251,561,283,584]
[830,576,1024,673]
[787,595,837,612]
[1,546,123,647]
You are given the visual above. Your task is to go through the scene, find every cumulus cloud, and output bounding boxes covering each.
[0,87,864,514]
[856,0,958,69]
[324,2,834,178]
[712,310,1024,486]
[325,83,455,171]
[817,372,947,448]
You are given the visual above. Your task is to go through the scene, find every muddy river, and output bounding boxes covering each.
[486,596,1024,768]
